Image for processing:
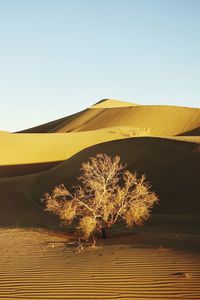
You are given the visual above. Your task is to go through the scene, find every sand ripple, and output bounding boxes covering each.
[0,229,200,300]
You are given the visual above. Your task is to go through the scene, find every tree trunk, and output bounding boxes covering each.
[92,233,96,247]
[101,228,107,239]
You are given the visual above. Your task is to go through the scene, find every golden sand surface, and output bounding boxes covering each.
[0,99,200,299]
[0,99,200,222]
[19,100,200,135]
[0,225,200,300]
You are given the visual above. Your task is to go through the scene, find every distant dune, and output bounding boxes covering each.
[91,98,137,108]
[18,99,200,135]
[0,99,200,225]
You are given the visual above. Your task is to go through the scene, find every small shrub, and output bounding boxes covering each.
[43,154,158,244]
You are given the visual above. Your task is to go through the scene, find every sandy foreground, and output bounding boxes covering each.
[0,221,200,300]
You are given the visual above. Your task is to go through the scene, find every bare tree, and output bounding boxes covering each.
[43,154,158,245]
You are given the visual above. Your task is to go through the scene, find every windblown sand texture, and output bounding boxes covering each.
[0,99,200,299]
[0,227,200,300]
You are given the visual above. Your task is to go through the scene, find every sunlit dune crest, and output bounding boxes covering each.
[0,99,200,300]
[0,98,199,219]
[90,98,137,108]
[18,99,200,135]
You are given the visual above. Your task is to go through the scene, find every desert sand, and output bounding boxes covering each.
[0,99,200,299]
[0,219,200,300]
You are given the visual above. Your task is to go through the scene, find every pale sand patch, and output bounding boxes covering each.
[0,129,131,165]
[0,228,200,300]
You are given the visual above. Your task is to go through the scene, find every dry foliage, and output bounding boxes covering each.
[43,154,158,241]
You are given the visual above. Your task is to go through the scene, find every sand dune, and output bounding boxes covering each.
[3,128,199,168]
[0,99,200,300]
[18,99,200,136]
[0,99,200,225]
[34,137,200,213]
[91,98,137,108]
[0,129,131,166]
[0,136,199,226]
[0,131,10,134]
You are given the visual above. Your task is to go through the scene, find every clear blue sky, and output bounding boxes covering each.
[0,0,199,131]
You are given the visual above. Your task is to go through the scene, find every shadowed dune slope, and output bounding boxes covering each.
[0,99,200,225]
[16,110,84,133]
[0,174,44,225]
[0,136,200,225]
[0,161,62,178]
[180,126,200,136]
[0,128,140,169]
[33,137,200,214]
[18,99,200,136]
[4,127,199,177]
